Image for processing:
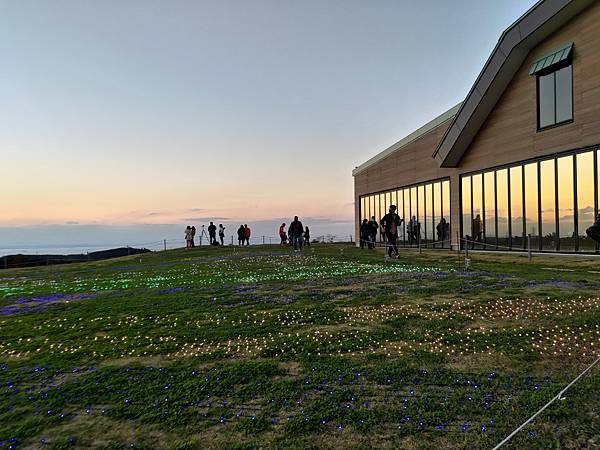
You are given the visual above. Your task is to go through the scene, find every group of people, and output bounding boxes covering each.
[279,216,310,250]
[236,224,252,246]
[184,216,311,249]
[359,205,449,256]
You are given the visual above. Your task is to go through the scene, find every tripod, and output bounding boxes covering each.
[199,226,210,246]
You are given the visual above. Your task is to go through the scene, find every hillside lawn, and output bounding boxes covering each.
[0,244,599,449]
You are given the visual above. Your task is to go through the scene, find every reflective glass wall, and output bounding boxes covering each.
[360,178,451,248]
[460,148,600,252]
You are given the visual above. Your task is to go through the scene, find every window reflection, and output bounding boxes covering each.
[472,174,483,248]
[442,180,450,248]
[577,151,595,250]
[418,186,425,244]
[433,182,442,247]
[496,169,509,248]
[462,176,472,249]
[484,171,496,247]
[557,155,575,251]
[540,159,556,250]
[510,166,524,249]
[524,163,539,249]
[425,184,433,243]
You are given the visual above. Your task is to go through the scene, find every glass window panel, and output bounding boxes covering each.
[397,190,405,245]
[410,187,417,245]
[462,176,472,245]
[361,197,366,222]
[472,174,483,247]
[369,196,374,221]
[539,73,555,128]
[557,155,575,251]
[417,185,425,245]
[442,180,450,247]
[403,189,409,245]
[510,166,524,249]
[577,151,595,251]
[555,65,573,123]
[434,182,442,246]
[524,163,539,248]
[385,192,391,215]
[540,159,557,251]
[373,194,380,221]
[484,171,496,246]
[496,169,509,248]
[425,184,433,243]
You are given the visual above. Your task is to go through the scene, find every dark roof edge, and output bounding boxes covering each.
[433,0,594,168]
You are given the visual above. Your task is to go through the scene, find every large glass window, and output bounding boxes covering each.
[524,163,539,249]
[433,182,442,247]
[472,174,483,248]
[425,184,433,243]
[557,155,575,251]
[540,159,556,250]
[462,176,471,248]
[403,189,409,246]
[496,169,509,248]
[442,180,450,248]
[484,171,496,247]
[417,185,425,245]
[510,166,524,249]
[577,151,595,251]
[538,64,573,129]
[410,187,417,245]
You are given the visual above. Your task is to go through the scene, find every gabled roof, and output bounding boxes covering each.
[433,0,594,168]
[352,103,461,177]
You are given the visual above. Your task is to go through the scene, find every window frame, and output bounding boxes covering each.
[536,63,574,131]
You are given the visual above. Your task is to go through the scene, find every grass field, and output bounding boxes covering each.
[1,244,599,449]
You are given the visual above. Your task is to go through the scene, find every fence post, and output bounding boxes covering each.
[262,236,265,245]
[528,234,532,262]
[269,237,272,246]
[164,239,167,251]
[231,235,234,246]
[127,246,131,256]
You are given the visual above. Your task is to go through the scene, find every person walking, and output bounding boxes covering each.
[279,223,287,246]
[367,216,379,249]
[244,224,251,245]
[237,225,245,246]
[381,205,402,258]
[208,222,217,245]
[360,219,369,249]
[303,226,311,247]
[289,216,304,251]
[218,224,225,246]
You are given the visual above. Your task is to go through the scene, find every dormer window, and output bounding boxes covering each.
[530,42,573,130]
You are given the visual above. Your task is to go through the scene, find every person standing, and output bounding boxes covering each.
[367,216,379,249]
[208,222,217,245]
[237,225,245,246]
[472,214,483,243]
[289,216,304,251]
[359,219,369,249]
[184,226,192,249]
[381,205,402,258]
[408,216,417,246]
[190,226,196,247]
[303,226,311,247]
[218,224,225,246]
[244,224,251,245]
[436,217,447,243]
[279,223,287,246]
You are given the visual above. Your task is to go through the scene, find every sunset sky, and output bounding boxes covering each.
[1,0,538,247]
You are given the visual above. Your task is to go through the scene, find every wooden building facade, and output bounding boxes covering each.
[353,0,600,253]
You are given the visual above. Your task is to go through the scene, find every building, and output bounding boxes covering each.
[353,0,600,253]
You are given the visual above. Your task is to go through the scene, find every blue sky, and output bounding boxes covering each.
[0,0,538,248]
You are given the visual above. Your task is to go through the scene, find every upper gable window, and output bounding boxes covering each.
[530,43,573,130]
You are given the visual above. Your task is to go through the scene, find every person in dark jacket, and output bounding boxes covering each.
[289,216,304,251]
[208,222,217,245]
[436,217,447,243]
[218,224,225,246]
[237,225,245,246]
[359,219,369,249]
[586,214,600,244]
[367,216,379,249]
[303,226,311,247]
[380,205,403,258]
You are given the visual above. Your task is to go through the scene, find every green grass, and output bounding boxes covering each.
[0,244,599,449]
